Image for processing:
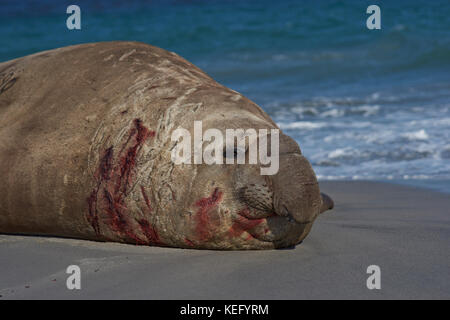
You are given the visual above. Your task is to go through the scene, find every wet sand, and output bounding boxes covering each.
[0,181,449,300]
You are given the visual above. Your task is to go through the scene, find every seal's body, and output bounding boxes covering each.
[0,42,332,249]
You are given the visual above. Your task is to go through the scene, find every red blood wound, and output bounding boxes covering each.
[184,238,195,247]
[138,219,160,245]
[87,146,115,234]
[229,209,264,238]
[98,147,113,180]
[86,118,159,245]
[87,190,100,235]
[116,119,152,195]
[140,186,152,212]
[194,188,223,242]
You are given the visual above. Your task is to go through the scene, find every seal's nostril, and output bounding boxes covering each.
[280,205,289,217]
[279,205,295,222]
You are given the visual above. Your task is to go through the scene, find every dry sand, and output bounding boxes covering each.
[0,181,449,299]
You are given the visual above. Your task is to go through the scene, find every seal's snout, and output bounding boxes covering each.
[272,153,322,224]
[320,192,334,213]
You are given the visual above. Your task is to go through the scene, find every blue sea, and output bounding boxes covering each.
[1,0,449,192]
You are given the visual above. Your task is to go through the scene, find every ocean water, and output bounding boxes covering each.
[1,0,449,191]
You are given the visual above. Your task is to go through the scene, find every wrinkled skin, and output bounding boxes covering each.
[0,42,333,250]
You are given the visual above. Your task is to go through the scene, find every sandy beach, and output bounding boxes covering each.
[0,181,448,300]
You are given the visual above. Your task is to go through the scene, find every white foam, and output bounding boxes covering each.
[290,106,319,116]
[402,129,429,141]
[351,105,380,117]
[277,121,327,130]
[320,109,343,118]
[328,148,355,159]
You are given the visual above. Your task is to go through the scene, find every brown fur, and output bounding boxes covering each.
[0,42,332,249]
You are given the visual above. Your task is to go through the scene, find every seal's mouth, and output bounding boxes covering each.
[234,208,309,243]
[235,184,316,245]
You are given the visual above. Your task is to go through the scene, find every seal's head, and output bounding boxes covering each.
[85,43,333,250]
[155,90,334,250]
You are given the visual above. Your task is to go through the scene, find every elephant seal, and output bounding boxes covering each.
[0,42,333,250]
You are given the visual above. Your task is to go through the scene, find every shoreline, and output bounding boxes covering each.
[319,178,450,195]
[383,179,450,194]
